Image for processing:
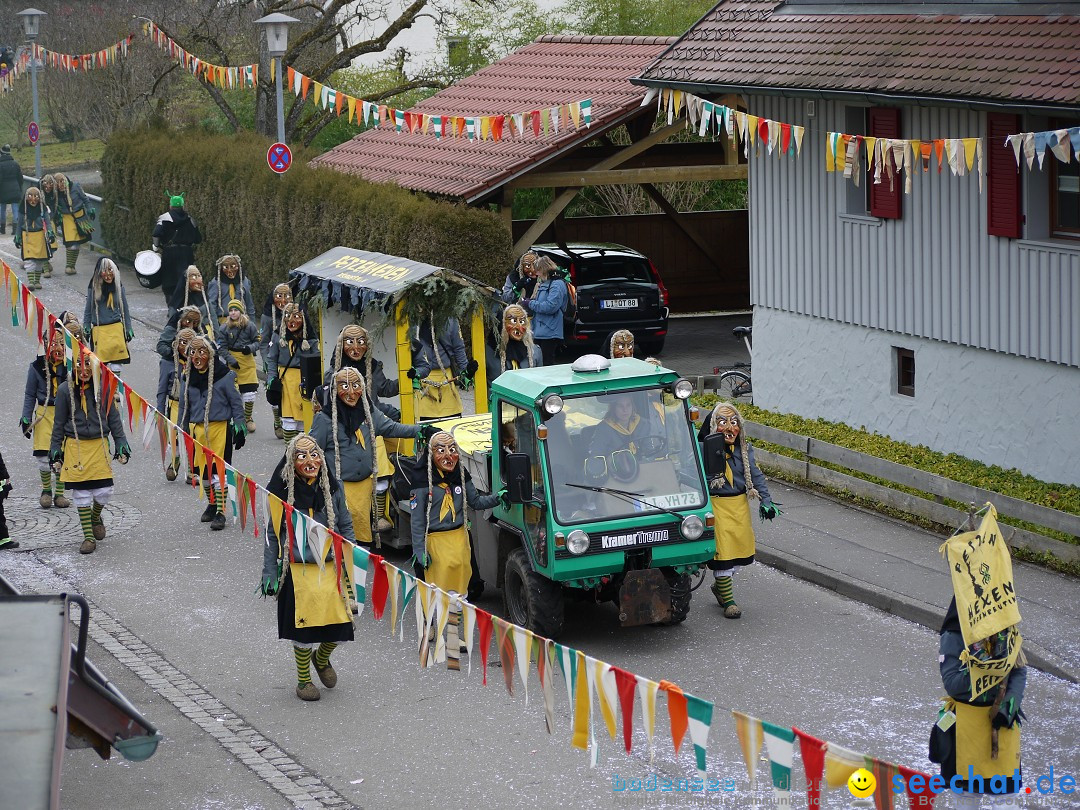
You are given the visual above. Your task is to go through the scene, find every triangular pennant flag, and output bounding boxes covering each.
[963,137,978,172]
[581,99,592,127]
[793,727,827,809]
[555,643,577,727]
[762,720,795,807]
[571,649,590,751]
[897,765,939,810]
[593,659,618,743]
[475,609,494,685]
[386,565,401,636]
[493,618,515,695]
[825,742,866,789]
[867,757,900,810]
[460,600,475,667]
[732,710,763,787]
[635,676,659,762]
[398,571,416,640]
[685,694,714,780]
[612,667,636,753]
[538,639,557,734]
[369,554,388,619]
[513,625,532,703]
[659,681,688,756]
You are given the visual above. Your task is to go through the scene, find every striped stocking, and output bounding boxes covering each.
[293,646,312,686]
[65,246,79,273]
[39,468,52,496]
[90,500,104,525]
[53,479,65,498]
[77,506,95,542]
[243,401,254,422]
[314,642,337,670]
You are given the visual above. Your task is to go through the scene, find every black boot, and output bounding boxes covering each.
[200,501,217,523]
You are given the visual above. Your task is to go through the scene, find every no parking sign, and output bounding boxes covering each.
[267,142,291,174]
[28,121,39,145]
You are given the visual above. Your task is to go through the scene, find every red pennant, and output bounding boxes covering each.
[403,111,413,133]
[793,727,827,809]
[202,445,216,495]
[369,555,389,619]
[758,117,770,145]
[531,110,540,137]
[491,115,505,142]
[780,122,792,154]
[475,610,494,685]
[180,429,195,474]
[34,297,45,343]
[897,765,939,810]
[99,366,117,416]
[612,666,637,753]
[247,477,259,536]
[282,501,296,565]
[493,619,515,696]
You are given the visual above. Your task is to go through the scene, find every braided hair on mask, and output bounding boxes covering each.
[271,283,292,335]
[609,329,634,359]
[171,327,197,400]
[498,304,537,373]
[88,257,128,333]
[181,335,218,435]
[423,431,466,554]
[278,302,312,351]
[329,367,374,483]
[708,402,759,501]
[182,266,214,339]
[332,324,375,398]
[282,435,336,556]
[65,347,109,470]
[214,254,245,315]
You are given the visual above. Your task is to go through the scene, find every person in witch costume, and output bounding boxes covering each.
[21,325,75,510]
[177,335,246,531]
[408,317,478,421]
[267,302,321,441]
[937,598,1027,808]
[410,431,504,670]
[14,185,57,291]
[0,450,16,550]
[49,346,131,554]
[152,191,202,305]
[315,324,402,532]
[157,327,198,483]
[311,366,431,545]
[168,265,214,327]
[83,257,133,374]
[260,435,356,701]
[260,282,295,439]
[217,299,260,433]
[698,403,780,618]
[156,305,215,361]
[51,172,92,277]
[485,303,543,382]
[207,254,256,325]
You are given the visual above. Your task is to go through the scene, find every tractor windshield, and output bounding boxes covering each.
[542,388,707,525]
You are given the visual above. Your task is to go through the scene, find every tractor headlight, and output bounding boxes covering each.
[542,394,564,415]
[673,378,694,400]
[680,515,704,540]
[567,529,590,555]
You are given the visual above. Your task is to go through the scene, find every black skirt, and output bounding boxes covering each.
[276,566,354,644]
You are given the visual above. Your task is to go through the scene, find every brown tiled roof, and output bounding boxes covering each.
[636,0,1080,110]
[311,35,674,202]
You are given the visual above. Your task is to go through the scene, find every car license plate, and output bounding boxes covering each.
[600,298,638,309]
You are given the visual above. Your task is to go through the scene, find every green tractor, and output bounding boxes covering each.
[405,355,716,638]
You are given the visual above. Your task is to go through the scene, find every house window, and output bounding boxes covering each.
[844,106,870,215]
[895,347,915,397]
[1051,140,1080,238]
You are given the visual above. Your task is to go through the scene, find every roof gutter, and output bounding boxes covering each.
[630,77,1080,117]
[463,103,657,205]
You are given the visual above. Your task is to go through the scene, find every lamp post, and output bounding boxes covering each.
[17,7,46,180]
[255,13,298,144]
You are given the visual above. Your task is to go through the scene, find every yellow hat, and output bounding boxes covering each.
[227,299,245,312]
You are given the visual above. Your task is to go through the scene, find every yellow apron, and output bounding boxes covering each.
[376,436,392,478]
[230,350,257,387]
[61,210,90,244]
[278,366,313,428]
[289,562,351,628]
[415,368,463,419]
[60,437,112,485]
[91,322,129,364]
[23,229,50,260]
[189,421,227,479]
[954,701,1021,782]
[343,478,375,545]
[425,525,471,594]
[710,494,756,563]
[32,404,55,454]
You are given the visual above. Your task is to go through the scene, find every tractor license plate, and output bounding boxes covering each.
[618,569,672,626]
[600,298,638,309]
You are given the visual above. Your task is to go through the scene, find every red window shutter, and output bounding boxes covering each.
[987,112,1022,238]
[869,107,902,219]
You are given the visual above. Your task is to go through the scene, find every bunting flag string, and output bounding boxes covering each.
[1004,126,1080,171]
[284,65,592,140]
[31,37,134,73]
[2,258,945,807]
[143,21,257,89]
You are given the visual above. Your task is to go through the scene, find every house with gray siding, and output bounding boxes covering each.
[636,0,1080,486]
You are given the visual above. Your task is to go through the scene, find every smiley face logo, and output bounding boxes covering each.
[847,768,877,798]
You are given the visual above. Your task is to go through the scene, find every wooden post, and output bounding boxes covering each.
[395,302,415,455]
[471,307,488,414]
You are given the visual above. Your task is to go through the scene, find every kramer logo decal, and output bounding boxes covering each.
[601,529,669,549]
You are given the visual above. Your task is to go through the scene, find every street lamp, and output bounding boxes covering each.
[255,13,298,144]
[17,7,46,180]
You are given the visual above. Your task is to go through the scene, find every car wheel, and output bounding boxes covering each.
[502,547,564,637]
[662,570,692,625]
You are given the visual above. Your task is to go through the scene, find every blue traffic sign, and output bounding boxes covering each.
[28,122,39,145]
[267,142,292,174]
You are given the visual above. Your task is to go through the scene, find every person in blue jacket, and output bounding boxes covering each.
[521,255,568,365]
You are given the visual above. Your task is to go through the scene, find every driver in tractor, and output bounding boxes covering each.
[586,392,666,477]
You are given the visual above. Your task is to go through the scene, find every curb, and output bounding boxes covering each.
[756,544,1080,686]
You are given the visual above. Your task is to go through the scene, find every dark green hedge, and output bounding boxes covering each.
[100,127,513,302]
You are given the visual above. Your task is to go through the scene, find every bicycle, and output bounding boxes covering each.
[712,325,752,404]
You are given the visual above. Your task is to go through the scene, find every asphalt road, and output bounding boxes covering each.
[0,247,1076,810]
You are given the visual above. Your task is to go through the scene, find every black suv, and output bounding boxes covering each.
[530,242,670,354]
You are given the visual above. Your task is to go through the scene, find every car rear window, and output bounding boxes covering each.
[571,256,653,285]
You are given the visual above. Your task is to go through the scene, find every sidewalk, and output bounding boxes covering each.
[4,236,1077,686]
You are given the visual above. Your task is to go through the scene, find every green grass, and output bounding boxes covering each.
[692,394,1080,575]
[10,139,105,173]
